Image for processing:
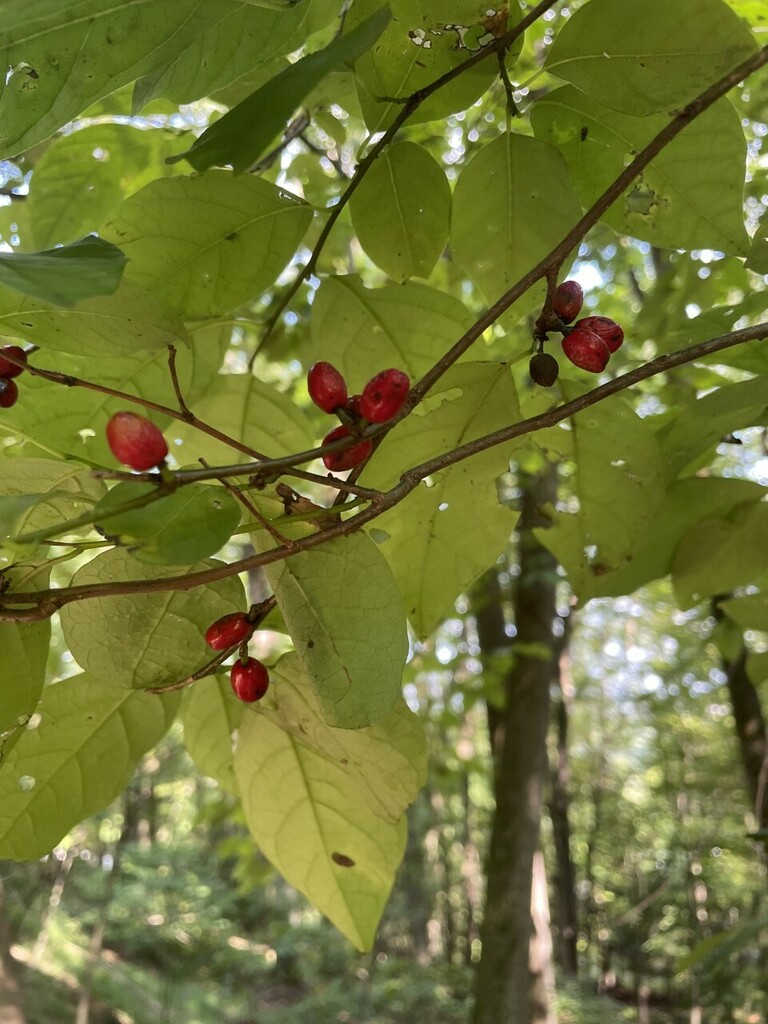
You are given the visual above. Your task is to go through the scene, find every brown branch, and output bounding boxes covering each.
[7,350,380,498]
[248,0,559,362]
[167,345,193,419]
[405,43,768,408]
[3,320,765,622]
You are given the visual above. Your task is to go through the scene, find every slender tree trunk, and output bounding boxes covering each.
[529,851,557,1024]
[0,880,26,1024]
[723,645,768,829]
[472,468,560,1024]
[549,663,579,976]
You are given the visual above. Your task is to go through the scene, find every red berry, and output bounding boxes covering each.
[552,281,583,324]
[0,378,19,408]
[308,361,348,413]
[205,612,253,650]
[574,315,624,353]
[359,369,409,424]
[106,411,169,471]
[0,345,28,379]
[322,425,372,471]
[562,329,611,373]
[230,657,269,703]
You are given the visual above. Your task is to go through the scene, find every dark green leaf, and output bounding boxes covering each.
[0,235,125,307]
[170,6,392,172]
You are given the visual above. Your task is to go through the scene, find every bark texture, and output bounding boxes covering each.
[472,468,560,1024]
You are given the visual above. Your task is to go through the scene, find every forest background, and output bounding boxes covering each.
[0,1,767,1022]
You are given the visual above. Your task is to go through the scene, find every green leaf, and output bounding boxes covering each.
[0,566,51,763]
[672,501,768,609]
[545,0,758,116]
[534,386,666,600]
[233,653,426,949]
[0,674,179,860]
[581,477,766,599]
[531,90,749,256]
[349,142,451,282]
[101,172,311,318]
[60,551,246,689]
[169,374,316,467]
[747,652,768,686]
[132,1,315,109]
[0,332,228,465]
[181,675,245,794]
[29,124,187,250]
[349,0,522,134]
[0,277,188,358]
[451,133,582,304]
[93,483,241,565]
[720,592,768,630]
[659,376,768,479]
[260,533,409,729]
[311,275,473,383]
[0,456,106,540]
[0,0,231,157]
[172,7,392,172]
[361,362,521,638]
[746,216,768,274]
[0,236,126,307]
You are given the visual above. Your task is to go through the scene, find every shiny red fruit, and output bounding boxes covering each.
[574,315,624,353]
[0,345,28,379]
[205,612,253,650]
[0,378,19,408]
[552,281,583,324]
[359,369,409,424]
[230,657,270,703]
[308,361,348,413]
[106,411,169,471]
[562,329,611,373]
[322,425,372,471]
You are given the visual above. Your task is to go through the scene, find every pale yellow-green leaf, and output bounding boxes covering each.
[361,362,522,637]
[534,385,666,600]
[672,502,768,610]
[349,142,451,282]
[234,653,426,949]
[545,0,757,116]
[101,172,312,319]
[311,275,472,383]
[260,532,409,729]
[451,133,582,305]
[60,551,246,689]
[0,674,179,860]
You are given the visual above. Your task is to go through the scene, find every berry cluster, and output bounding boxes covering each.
[0,345,29,409]
[204,612,270,703]
[308,361,410,472]
[106,411,169,471]
[530,281,625,386]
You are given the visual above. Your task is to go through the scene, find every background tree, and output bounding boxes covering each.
[1,0,768,1021]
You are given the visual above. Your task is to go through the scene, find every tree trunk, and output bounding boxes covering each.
[0,880,26,1024]
[723,645,768,829]
[549,663,579,976]
[472,468,560,1024]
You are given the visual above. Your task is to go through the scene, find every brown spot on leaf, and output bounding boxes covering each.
[332,852,355,867]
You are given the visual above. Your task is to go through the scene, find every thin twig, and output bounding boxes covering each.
[167,345,193,419]
[248,0,560,364]
[200,458,294,548]
[3,320,766,622]
[5,350,381,497]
